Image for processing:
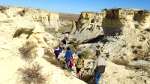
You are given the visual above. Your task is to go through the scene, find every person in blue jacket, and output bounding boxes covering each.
[65,47,73,69]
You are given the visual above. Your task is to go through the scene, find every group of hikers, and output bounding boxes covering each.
[53,33,106,84]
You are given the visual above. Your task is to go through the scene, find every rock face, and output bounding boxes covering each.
[1,5,150,84]
[0,6,86,84]
[59,13,79,33]
[75,9,150,41]
[74,8,150,84]
[0,6,60,32]
[74,12,105,41]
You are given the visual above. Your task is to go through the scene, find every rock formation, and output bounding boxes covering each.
[0,6,86,84]
[74,12,105,41]
[75,8,150,41]
[0,5,150,84]
[74,8,150,84]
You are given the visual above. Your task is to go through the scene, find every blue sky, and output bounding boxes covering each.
[0,0,149,13]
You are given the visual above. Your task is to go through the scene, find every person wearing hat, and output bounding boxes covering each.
[95,45,101,57]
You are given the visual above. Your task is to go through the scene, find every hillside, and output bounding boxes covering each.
[73,8,150,84]
[0,5,150,84]
[59,13,79,21]
[0,6,86,84]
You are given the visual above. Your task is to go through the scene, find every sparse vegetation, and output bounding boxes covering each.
[58,24,73,33]
[80,49,91,59]
[132,45,150,60]
[69,38,80,52]
[144,28,150,32]
[112,57,129,65]
[135,24,139,29]
[19,64,47,84]
[19,41,37,60]
[0,6,8,13]
[13,28,34,39]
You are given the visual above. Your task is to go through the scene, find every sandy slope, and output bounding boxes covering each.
[0,8,86,84]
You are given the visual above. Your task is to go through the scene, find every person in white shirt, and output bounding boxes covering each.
[94,55,106,84]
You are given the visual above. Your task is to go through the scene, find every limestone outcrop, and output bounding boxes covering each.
[75,8,150,41]
[73,8,150,84]
[0,6,60,32]
[74,12,105,41]
[0,5,150,84]
[0,6,86,84]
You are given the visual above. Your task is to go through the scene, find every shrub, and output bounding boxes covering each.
[144,28,150,32]
[19,64,47,84]
[19,41,37,60]
[69,38,80,52]
[13,28,33,39]
[80,49,91,59]
[132,49,148,59]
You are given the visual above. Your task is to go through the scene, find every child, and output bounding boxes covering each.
[54,46,62,61]
[76,54,84,79]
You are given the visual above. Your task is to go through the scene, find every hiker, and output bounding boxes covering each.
[64,32,69,40]
[64,47,73,70]
[54,45,62,61]
[61,32,69,47]
[94,55,106,84]
[61,37,68,49]
[95,45,101,57]
[61,38,67,45]
[76,53,84,79]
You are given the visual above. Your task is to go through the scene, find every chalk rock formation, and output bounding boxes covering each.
[74,12,105,41]
[74,8,150,84]
[0,6,86,84]
[0,6,60,32]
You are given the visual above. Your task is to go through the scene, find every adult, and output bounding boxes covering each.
[62,32,69,45]
[95,45,101,57]
[94,55,106,84]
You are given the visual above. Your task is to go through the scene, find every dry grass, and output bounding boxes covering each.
[80,49,92,59]
[13,28,33,39]
[19,41,37,60]
[19,64,47,84]
[112,58,129,65]
[59,13,79,21]
[69,39,80,53]
[58,24,73,33]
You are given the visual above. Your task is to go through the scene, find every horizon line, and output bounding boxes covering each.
[0,4,149,14]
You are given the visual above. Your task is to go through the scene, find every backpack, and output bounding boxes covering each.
[95,66,106,73]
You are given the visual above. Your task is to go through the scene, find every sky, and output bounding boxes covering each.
[0,0,149,13]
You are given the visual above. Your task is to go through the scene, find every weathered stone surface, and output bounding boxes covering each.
[0,6,86,84]
[73,8,150,84]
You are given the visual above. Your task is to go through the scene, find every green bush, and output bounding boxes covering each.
[69,39,80,53]
[80,49,91,59]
